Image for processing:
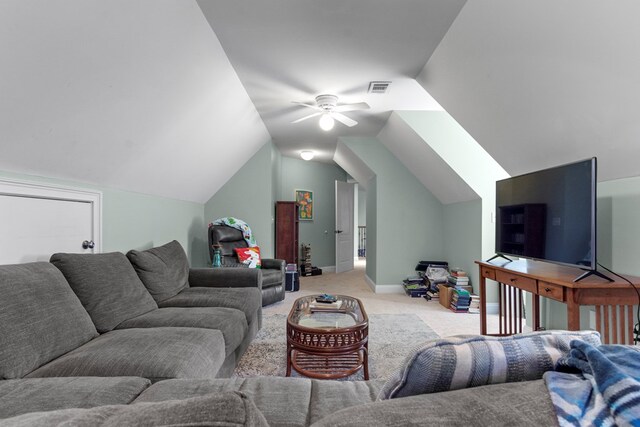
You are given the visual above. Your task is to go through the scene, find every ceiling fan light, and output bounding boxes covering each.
[318,114,335,131]
[300,150,315,161]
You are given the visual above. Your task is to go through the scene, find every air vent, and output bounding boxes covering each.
[368,81,391,94]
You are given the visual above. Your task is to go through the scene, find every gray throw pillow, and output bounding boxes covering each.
[50,252,158,333]
[378,330,602,400]
[126,240,189,303]
[0,262,98,379]
[1,392,269,427]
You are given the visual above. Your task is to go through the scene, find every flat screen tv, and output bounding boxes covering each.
[494,158,607,281]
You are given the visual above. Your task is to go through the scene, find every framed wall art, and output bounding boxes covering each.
[295,189,313,221]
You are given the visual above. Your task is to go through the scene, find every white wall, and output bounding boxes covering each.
[0,0,269,203]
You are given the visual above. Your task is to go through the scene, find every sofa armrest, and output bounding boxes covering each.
[188,268,262,289]
[261,258,285,272]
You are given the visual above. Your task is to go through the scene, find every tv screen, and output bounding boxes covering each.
[495,158,596,269]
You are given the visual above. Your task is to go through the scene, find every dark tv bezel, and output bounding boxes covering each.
[495,157,597,270]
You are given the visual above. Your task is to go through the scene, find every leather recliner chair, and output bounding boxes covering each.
[208,224,286,307]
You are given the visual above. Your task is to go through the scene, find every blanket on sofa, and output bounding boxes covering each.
[211,217,257,247]
[544,340,640,426]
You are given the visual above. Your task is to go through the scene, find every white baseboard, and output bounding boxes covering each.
[318,265,336,273]
[364,274,376,292]
[363,275,404,294]
[375,284,405,294]
[485,302,499,315]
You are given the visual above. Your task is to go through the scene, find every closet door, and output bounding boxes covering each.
[0,180,101,264]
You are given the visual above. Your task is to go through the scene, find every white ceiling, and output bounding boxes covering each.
[418,0,640,182]
[197,0,465,162]
[0,0,269,203]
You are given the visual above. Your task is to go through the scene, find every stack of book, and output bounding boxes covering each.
[448,269,470,286]
[468,294,481,314]
[450,288,471,313]
[424,289,439,301]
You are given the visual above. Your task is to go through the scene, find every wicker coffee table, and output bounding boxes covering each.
[286,294,369,379]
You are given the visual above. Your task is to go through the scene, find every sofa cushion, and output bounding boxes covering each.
[25,327,226,382]
[379,330,602,400]
[0,377,150,419]
[158,287,261,325]
[116,307,248,357]
[0,262,98,379]
[50,252,158,332]
[126,240,189,303]
[134,376,385,427]
[1,392,269,427]
[312,380,557,427]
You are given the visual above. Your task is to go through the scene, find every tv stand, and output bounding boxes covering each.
[486,253,513,263]
[476,259,640,345]
[574,269,614,283]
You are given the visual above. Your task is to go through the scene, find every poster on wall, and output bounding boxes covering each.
[295,190,313,221]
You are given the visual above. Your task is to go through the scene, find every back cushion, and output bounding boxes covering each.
[50,252,157,333]
[0,262,98,379]
[126,240,189,303]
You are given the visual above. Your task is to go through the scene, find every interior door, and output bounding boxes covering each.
[0,191,97,264]
[335,181,354,273]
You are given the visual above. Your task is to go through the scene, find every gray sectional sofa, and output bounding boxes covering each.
[1,240,261,384]
[0,242,602,425]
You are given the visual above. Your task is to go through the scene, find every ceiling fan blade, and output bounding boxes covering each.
[291,112,322,124]
[292,101,322,111]
[333,102,370,112]
[330,112,358,127]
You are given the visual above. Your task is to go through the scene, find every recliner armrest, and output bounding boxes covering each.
[261,258,285,272]
[188,268,262,289]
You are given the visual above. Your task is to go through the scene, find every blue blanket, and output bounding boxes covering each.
[544,340,640,426]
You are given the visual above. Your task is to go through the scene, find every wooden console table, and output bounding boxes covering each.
[476,259,640,344]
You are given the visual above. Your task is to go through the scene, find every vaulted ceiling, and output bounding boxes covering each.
[1,1,638,205]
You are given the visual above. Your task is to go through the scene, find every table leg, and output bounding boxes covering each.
[286,344,292,376]
[480,275,487,335]
[532,293,540,331]
[566,288,581,331]
[362,344,369,380]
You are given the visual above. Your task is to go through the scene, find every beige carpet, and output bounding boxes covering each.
[263,259,502,338]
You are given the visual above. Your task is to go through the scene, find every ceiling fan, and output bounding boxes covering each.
[291,94,370,130]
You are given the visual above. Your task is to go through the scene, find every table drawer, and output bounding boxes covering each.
[495,271,536,293]
[538,281,564,302]
[481,267,496,280]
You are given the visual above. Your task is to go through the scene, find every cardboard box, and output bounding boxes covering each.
[438,284,453,308]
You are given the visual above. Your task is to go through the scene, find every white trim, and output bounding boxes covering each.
[364,274,376,292]
[319,265,336,273]
[375,284,405,294]
[0,178,103,252]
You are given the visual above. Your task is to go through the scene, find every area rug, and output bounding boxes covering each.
[234,313,439,380]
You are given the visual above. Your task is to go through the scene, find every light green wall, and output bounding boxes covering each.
[342,137,445,286]
[358,187,366,226]
[204,142,275,258]
[278,157,348,267]
[0,170,208,267]
[366,177,377,283]
[443,199,482,290]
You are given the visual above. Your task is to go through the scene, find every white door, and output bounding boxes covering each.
[335,181,354,273]
[0,180,101,264]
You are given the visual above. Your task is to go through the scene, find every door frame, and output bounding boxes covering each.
[0,178,103,252]
[335,180,354,273]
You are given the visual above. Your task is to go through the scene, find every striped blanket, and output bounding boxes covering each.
[544,340,640,426]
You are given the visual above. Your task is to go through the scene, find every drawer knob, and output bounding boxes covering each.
[544,287,551,292]
[510,278,517,282]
